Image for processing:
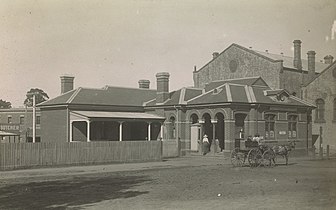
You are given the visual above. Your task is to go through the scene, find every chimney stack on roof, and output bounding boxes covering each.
[138,79,150,89]
[156,72,170,104]
[324,55,334,64]
[212,52,219,59]
[60,75,75,94]
[293,40,302,70]
[307,50,316,79]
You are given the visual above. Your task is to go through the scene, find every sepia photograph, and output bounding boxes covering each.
[0,0,335,209]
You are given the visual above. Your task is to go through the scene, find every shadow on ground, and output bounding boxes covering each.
[0,174,150,209]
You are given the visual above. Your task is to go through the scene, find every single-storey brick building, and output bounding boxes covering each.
[38,73,315,155]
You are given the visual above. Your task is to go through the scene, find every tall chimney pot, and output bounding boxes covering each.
[324,55,334,64]
[307,50,316,79]
[60,75,75,94]
[156,72,170,104]
[138,79,150,89]
[293,40,302,70]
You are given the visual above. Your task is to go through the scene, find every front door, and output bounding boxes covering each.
[190,125,200,151]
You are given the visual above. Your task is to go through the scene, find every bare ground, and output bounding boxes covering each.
[0,157,335,210]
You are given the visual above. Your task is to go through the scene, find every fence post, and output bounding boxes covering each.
[312,146,316,159]
[319,126,323,159]
[327,145,329,160]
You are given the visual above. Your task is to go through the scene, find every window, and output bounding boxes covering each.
[288,115,297,138]
[315,99,325,122]
[7,116,12,124]
[36,116,41,125]
[229,60,238,72]
[169,116,176,139]
[20,116,25,124]
[265,114,276,139]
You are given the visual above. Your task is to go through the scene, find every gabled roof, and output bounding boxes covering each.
[254,50,329,73]
[204,77,268,92]
[195,42,329,74]
[304,60,336,87]
[195,43,281,73]
[38,86,157,107]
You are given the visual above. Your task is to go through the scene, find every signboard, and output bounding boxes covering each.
[0,124,20,131]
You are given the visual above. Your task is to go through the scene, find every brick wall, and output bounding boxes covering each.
[40,108,68,142]
[193,45,282,90]
[302,64,336,153]
[280,69,303,97]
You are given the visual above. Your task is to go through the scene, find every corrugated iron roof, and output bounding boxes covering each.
[39,86,157,107]
[72,111,165,120]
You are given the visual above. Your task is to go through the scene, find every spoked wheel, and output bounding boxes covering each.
[262,149,276,167]
[231,148,245,167]
[247,148,263,167]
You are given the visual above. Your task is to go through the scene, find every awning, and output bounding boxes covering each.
[71,111,165,121]
[0,131,19,136]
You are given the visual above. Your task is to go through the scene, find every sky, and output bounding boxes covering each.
[1,0,336,107]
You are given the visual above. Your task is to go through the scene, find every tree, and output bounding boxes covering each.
[24,88,49,107]
[0,99,12,109]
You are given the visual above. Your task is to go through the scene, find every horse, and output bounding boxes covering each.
[270,141,296,165]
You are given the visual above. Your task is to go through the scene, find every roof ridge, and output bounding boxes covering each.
[143,98,156,106]
[67,88,82,104]
[104,85,156,91]
[289,96,316,107]
[186,83,227,103]
[179,88,187,105]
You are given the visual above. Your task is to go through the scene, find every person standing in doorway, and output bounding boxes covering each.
[202,134,210,155]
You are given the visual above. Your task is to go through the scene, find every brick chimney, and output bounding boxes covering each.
[138,79,150,89]
[212,52,219,59]
[324,55,334,64]
[293,40,302,70]
[307,50,316,79]
[156,72,170,104]
[60,75,75,94]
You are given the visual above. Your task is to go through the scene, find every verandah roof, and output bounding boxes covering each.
[71,111,165,121]
[0,131,19,136]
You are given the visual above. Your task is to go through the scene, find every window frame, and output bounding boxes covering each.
[315,98,325,123]
[19,116,25,125]
[7,116,12,124]
[265,114,276,140]
[288,115,298,139]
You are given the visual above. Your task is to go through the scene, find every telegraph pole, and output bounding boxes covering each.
[27,92,38,143]
[32,94,36,143]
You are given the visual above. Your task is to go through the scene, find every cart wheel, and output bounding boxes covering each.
[262,149,276,167]
[247,148,262,167]
[231,148,245,167]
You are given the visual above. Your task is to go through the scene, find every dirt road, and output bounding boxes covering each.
[0,157,335,210]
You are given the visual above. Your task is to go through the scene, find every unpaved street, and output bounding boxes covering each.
[0,157,335,210]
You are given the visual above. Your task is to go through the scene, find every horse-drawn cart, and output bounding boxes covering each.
[230,138,275,167]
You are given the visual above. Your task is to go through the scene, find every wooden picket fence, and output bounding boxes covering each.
[0,141,162,170]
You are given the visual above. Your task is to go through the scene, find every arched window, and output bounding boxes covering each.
[169,116,176,139]
[288,115,297,138]
[315,99,325,122]
[265,114,276,139]
[333,98,336,121]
